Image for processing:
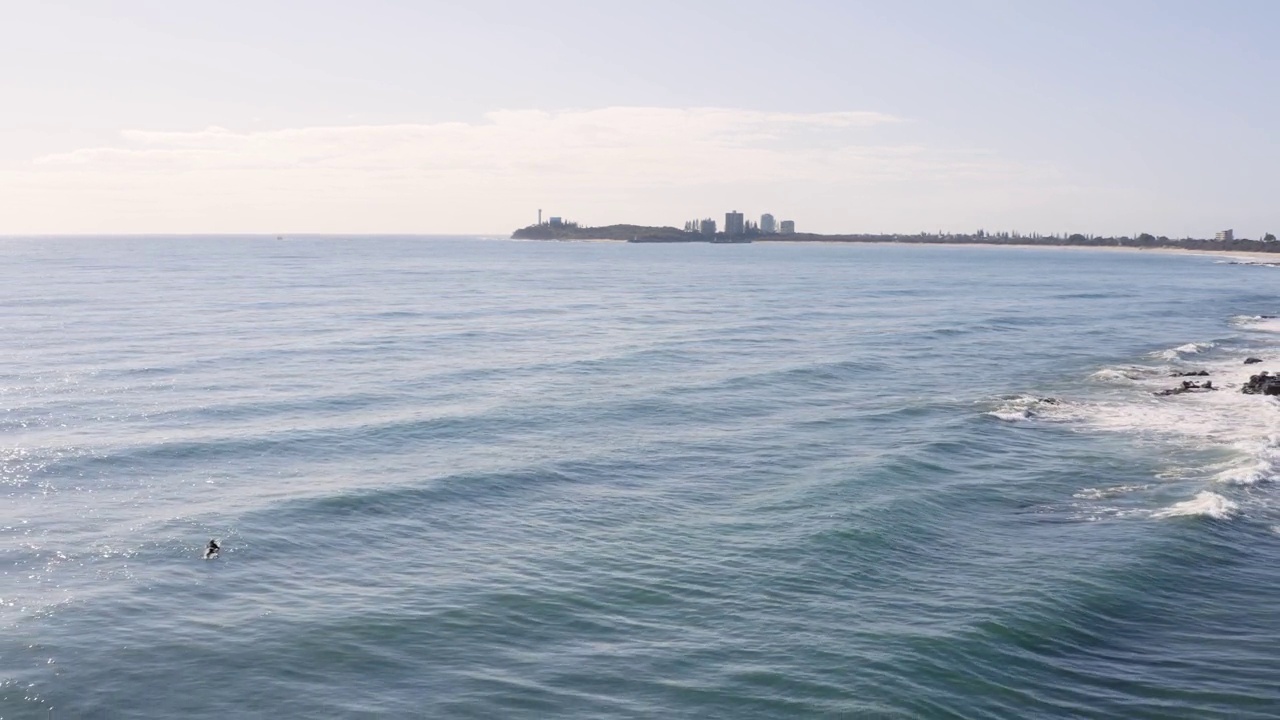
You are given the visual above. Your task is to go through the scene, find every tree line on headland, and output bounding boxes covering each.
[512,222,1280,253]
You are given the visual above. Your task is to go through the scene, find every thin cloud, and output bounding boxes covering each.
[13,106,1049,233]
[33,107,926,185]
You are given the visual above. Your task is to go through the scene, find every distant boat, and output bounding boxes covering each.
[710,236,753,244]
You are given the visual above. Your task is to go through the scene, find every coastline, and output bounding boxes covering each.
[533,235,1280,263]
[753,240,1278,262]
[511,223,1278,260]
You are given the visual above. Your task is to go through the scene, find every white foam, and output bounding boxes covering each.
[1152,342,1214,360]
[1232,314,1270,325]
[1230,313,1280,335]
[1153,491,1238,520]
[1073,484,1150,500]
[1046,343,1280,520]
[1089,365,1164,383]
[1210,434,1280,485]
[1248,318,1280,334]
[987,395,1065,422]
[998,320,1280,526]
[1089,369,1130,383]
[1073,354,1280,445]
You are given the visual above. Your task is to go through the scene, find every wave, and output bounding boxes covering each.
[987,395,1066,422]
[1075,354,1280,472]
[1152,491,1238,520]
[1072,484,1151,500]
[1230,314,1277,325]
[1246,317,1280,334]
[1213,434,1280,485]
[274,465,589,523]
[1002,326,1280,523]
[1152,342,1215,360]
[1088,365,1164,383]
[33,407,551,481]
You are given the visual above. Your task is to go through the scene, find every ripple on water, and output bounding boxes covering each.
[4,238,1280,718]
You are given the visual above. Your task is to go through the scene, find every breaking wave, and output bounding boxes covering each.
[1089,365,1164,383]
[987,395,1066,422]
[1006,329,1280,526]
[1153,491,1238,520]
[1152,342,1215,360]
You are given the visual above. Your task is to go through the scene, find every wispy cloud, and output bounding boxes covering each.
[33,107,940,185]
[11,107,1048,233]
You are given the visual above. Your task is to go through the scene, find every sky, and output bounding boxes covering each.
[2,0,1277,237]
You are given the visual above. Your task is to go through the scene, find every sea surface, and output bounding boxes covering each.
[4,236,1280,719]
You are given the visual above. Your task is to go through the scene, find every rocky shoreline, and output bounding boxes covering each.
[1149,357,1280,396]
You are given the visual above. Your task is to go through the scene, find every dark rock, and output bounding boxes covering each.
[1156,380,1217,396]
[1242,372,1280,395]
[1171,370,1210,377]
[1245,357,1263,364]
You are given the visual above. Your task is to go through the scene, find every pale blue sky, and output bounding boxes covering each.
[3,0,1277,236]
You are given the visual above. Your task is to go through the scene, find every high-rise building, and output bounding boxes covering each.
[1215,229,1234,242]
[760,214,777,234]
[725,211,745,236]
[700,218,717,236]
[780,220,796,234]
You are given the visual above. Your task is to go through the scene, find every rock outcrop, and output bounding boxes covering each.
[1242,372,1280,395]
[1156,380,1216,396]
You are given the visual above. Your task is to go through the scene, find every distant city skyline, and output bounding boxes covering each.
[679,211,790,236]
[2,1,1278,237]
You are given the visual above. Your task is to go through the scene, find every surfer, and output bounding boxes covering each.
[204,539,220,559]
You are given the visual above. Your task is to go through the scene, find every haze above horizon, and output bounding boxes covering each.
[3,0,1277,238]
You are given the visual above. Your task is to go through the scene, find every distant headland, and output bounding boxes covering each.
[512,213,1280,254]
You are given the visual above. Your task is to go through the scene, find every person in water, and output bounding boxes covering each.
[204,539,220,559]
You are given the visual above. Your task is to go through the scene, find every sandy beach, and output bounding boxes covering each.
[751,240,1280,264]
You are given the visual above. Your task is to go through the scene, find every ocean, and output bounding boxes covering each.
[3,236,1280,719]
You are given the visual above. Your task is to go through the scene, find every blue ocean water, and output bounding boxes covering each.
[3,236,1280,719]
